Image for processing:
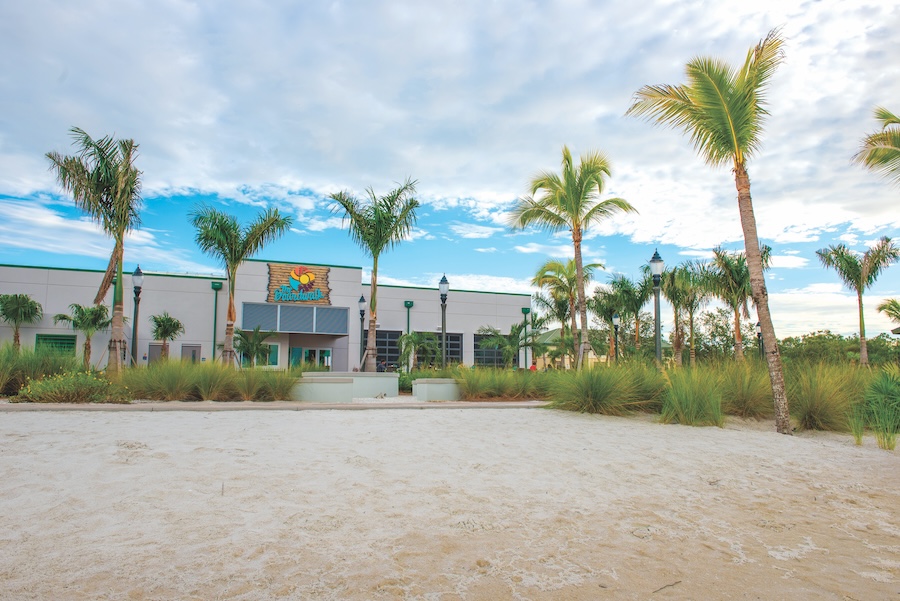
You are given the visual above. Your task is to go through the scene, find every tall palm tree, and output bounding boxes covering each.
[0,294,43,351]
[330,178,419,372]
[609,273,652,353]
[816,237,900,366]
[47,127,142,376]
[877,298,900,325]
[532,258,602,356]
[53,303,111,370]
[510,146,637,369]
[706,247,771,362]
[150,312,185,360]
[627,29,791,433]
[854,107,900,186]
[191,206,293,367]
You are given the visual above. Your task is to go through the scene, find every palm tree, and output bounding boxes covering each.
[533,291,575,367]
[706,247,771,362]
[854,107,900,186]
[0,294,43,351]
[397,331,439,371]
[532,258,602,359]
[53,303,112,370]
[660,267,687,367]
[816,237,900,366]
[589,286,624,364]
[627,29,791,433]
[233,326,275,367]
[150,312,185,360]
[678,262,711,367]
[877,298,900,325]
[47,127,142,377]
[330,178,419,372]
[191,206,293,367]
[510,147,636,369]
[476,323,530,369]
[609,274,652,353]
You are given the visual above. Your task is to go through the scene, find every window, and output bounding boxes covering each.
[426,332,462,366]
[35,334,76,355]
[268,344,279,366]
[363,329,402,368]
[474,333,516,368]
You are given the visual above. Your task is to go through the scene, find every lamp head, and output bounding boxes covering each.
[649,249,664,277]
[521,307,531,316]
[438,274,449,297]
[612,313,620,327]
[358,295,366,313]
[132,265,144,289]
[756,322,762,335]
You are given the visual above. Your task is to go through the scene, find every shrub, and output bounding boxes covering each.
[0,344,80,396]
[621,361,667,412]
[661,368,724,427]
[455,368,544,400]
[192,362,239,401]
[235,368,270,401]
[129,360,197,401]
[16,371,129,404]
[258,369,296,401]
[865,366,900,450]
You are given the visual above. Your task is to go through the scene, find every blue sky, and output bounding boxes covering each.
[1,0,899,338]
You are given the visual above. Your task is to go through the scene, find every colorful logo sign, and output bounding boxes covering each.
[267,263,330,304]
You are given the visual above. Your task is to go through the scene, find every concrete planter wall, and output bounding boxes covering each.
[412,378,460,402]
[292,372,399,402]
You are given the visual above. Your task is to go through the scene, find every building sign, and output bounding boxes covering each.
[267,263,331,305]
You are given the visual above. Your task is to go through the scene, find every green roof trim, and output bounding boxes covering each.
[362,282,531,298]
[246,257,362,270]
[0,263,225,281]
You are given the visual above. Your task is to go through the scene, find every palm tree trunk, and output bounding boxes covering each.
[568,300,578,369]
[105,244,126,377]
[222,277,237,367]
[13,327,20,351]
[162,340,169,360]
[634,316,641,351]
[83,338,92,371]
[689,311,696,367]
[673,307,683,367]
[572,231,590,369]
[857,291,868,366]
[735,166,790,434]
[733,308,745,362]
[365,256,379,373]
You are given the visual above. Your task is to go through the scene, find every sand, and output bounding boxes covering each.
[0,406,898,600]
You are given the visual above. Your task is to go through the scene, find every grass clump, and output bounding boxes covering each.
[192,362,239,401]
[660,368,724,427]
[787,363,866,432]
[719,360,773,419]
[546,367,644,415]
[16,371,128,404]
[0,344,80,396]
[455,368,543,400]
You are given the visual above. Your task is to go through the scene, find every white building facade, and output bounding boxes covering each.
[0,260,533,370]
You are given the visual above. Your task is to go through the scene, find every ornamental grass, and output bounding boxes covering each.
[15,371,128,404]
[660,368,725,427]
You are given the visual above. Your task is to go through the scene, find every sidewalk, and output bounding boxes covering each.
[0,399,548,411]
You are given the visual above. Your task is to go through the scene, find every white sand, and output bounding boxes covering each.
[1,408,898,600]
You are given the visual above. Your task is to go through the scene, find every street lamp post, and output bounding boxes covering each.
[756,321,764,359]
[650,250,664,366]
[612,312,620,365]
[521,306,531,369]
[211,281,222,362]
[131,265,143,366]
[358,295,366,367]
[439,275,449,369]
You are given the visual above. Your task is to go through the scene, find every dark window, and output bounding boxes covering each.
[363,329,402,368]
[35,334,76,355]
[474,333,517,368]
[430,332,462,366]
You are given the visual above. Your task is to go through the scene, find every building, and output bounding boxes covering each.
[0,260,533,370]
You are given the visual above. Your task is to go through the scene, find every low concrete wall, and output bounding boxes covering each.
[412,378,460,402]
[291,377,354,403]
[302,372,399,398]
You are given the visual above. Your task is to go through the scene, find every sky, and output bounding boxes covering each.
[1,0,899,339]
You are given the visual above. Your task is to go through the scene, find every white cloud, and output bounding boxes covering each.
[474,247,497,253]
[513,242,573,257]
[769,255,809,269]
[449,223,502,239]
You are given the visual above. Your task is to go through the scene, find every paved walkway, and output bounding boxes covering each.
[0,399,548,412]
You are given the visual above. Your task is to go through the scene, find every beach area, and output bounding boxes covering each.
[1,404,898,600]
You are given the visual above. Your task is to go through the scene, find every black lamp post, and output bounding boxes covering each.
[358,295,366,366]
[521,306,531,368]
[756,321,764,359]
[131,265,144,366]
[650,250,664,365]
[439,275,449,369]
[612,312,620,364]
